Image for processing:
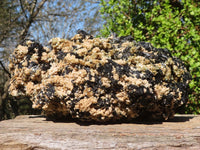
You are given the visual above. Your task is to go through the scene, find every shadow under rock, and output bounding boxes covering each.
[28,114,196,126]
[165,115,195,122]
[29,115,46,118]
[49,117,165,126]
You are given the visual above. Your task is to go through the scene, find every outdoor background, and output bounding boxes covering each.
[0,0,199,120]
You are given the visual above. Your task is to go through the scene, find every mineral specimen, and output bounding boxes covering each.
[9,31,191,122]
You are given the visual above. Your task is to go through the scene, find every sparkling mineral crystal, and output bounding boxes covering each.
[9,31,191,122]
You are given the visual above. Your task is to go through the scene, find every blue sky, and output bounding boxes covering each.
[28,0,104,44]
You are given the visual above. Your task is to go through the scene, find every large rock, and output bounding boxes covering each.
[9,31,191,122]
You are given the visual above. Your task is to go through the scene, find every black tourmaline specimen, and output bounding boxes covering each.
[9,31,191,122]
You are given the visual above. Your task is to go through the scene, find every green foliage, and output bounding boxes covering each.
[100,0,200,113]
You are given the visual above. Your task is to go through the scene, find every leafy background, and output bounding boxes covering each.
[100,0,200,114]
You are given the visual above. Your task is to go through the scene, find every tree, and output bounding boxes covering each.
[27,0,103,44]
[0,0,18,120]
[100,0,200,113]
[0,0,48,120]
[0,0,103,120]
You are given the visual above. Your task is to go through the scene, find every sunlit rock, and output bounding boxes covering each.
[9,31,191,122]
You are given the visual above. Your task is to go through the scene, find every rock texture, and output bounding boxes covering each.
[0,115,200,150]
[9,31,191,122]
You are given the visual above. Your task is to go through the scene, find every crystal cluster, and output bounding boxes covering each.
[9,31,191,122]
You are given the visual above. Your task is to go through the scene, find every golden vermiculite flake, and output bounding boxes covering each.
[9,30,191,122]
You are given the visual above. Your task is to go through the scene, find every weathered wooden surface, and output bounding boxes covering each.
[0,115,200,150]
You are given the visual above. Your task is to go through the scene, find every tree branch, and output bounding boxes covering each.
[0,61,11,78]
[19,0,28,19]
[18,0,47,44]
[47,13,70,17]
[30,0,38,19]
[32,0,47,19]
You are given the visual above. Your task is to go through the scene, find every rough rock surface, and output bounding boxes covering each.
[9,31,191,122]
[0,115,200,150]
